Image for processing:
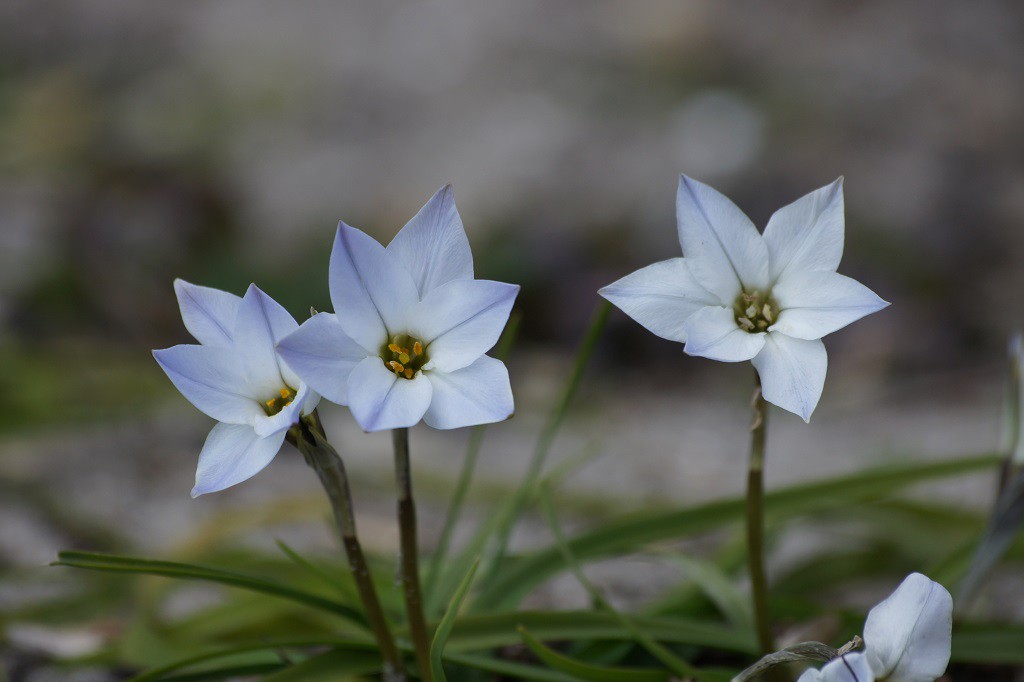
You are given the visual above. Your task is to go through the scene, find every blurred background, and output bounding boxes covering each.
[2,1,1023,679]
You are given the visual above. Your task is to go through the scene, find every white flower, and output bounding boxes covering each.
[154,281,320,497]
[277,185,518,432]
[599,176,888,421]
[863,573,952,682]
[798,573,952,682]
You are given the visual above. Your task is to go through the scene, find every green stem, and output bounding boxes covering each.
[478,300,611,591]
[425,312,521,603]
[393,427,433,681]
[746,376,774,655]
[289,414,405,682]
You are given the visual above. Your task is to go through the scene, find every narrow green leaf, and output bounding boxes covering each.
[430,558,480,681]
[53,551,366,627]
[519,627,671,682]
[662,552,752,629]
[442,652,575,681]
[260,649,384,681]
[275,539,356,601]
[478,455,999,610]
[160,663,286,681]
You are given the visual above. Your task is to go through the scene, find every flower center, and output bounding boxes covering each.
[734,290,779,333]
[380,334,428,380]
[263,386,297,416]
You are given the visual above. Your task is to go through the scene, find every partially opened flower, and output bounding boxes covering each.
[278,185,518,432]
[862,573,952,682]
[600,176,888,421]
[154,281,320,497]
[796,573,951,682]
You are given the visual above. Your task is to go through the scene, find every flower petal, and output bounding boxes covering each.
[770,271,889,341]
[347,356,432,432]
[191,423,285,497]
[153,344,263,424]
[810,653,875,682]
[277,313,370,406]
[253,383,315,438]
[599,258,721,343]
[423,355,513,429]
[752,333,827,422]
[676,175,769,300]
[386,184,474,297]
[763,178,845,283]
[864,573,952,682]
[174,279,242,347]
[408,279,519,373]
[329,222,420,353]
[682,305,765,362]
[233,284,300,397]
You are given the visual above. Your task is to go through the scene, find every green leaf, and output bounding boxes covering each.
[260,649,385,681]
[275,539,356,601]
[662,552,752,629]
[952,624,1024,664]
[519,627,671,682]
[445,610,755,654]
[53,551,366,627]
[442,652,575,681]
[430,558,480,682]
[160,663,286,681]
[477,455,999,610]
[125,638,366,682]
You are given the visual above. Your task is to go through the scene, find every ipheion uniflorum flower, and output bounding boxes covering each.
[277,185,519,432]
[153,281,321,497]
[600,175,889,421]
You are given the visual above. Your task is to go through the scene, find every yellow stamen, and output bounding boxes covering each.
[398,352,410,364]
[413,341,423,356]
[388,343,402,354]
[389,361,405,374]
[265,399,275,407]
[279,388,290,399]
[404,368,413,379]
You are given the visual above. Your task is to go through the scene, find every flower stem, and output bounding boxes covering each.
[289,413,405,682]
[393,427,433,682]
[746,375,774,655]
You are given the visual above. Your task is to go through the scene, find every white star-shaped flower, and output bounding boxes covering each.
[278,185,518,432]
[154,281,320,497]
[600,175,889,421]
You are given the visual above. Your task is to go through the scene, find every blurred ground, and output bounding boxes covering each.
[2,0,1024,679]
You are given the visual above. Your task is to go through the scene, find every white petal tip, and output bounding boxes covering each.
[190,487,205,499]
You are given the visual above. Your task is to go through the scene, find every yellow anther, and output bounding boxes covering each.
[404,368,413,379]
[265,399,275,407]
[413,341,423,356]
[279,388,290,399]
[283,399,293,407]
[762,304,773,323]
[398,352,410,364]
[388,343,402,354]
[389,361,405,374]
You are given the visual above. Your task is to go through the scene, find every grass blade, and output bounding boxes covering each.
[430,558,480,681]
[519,627,671,682]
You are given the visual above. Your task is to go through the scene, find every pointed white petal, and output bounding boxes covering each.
[329,222,420,352]
[253,383,314,438]
[277,313,370,406]
[191,423,285,497]
[232,284,299,397]
[752,333,827,422]
[682,305,765,362]
[174,279,242,347]
[408,279,519,373]
[153,345,263,424]
[797,670,822,682]
[599,258,721,343]
[764,178,845,283]
[347,356,432,432]
[770,271,889,341]
[676,175,769,300]
[864,573,952,682]
[815,653,875,682]
[423,355,513,430]
[387,184,474,297]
